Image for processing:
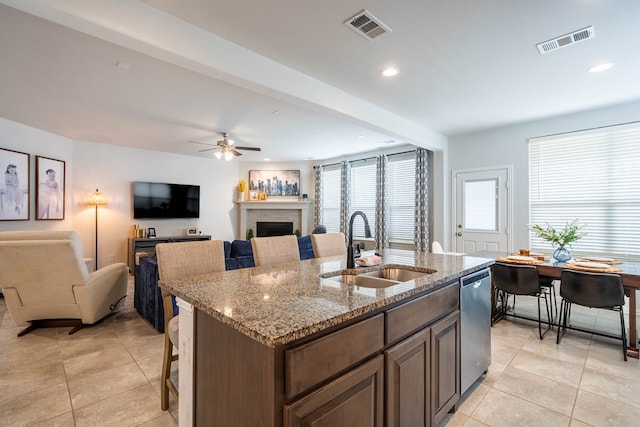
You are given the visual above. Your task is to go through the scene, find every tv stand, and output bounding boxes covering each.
[127,235,211,274]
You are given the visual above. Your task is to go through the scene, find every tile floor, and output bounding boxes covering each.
[0,278,178,426]
[444,291,640,427]
[1,279,638,426]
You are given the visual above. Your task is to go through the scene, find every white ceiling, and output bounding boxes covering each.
[1,0,639,162]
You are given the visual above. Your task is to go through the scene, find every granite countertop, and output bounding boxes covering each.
[160,249,494,348]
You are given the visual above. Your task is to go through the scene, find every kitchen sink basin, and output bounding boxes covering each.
[320,265,436,288]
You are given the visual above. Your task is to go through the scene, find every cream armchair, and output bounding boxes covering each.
[0,230,128,336]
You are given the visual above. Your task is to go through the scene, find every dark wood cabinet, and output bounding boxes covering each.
[385,327,431,427]
[194,281,462,427]
[284,355,384,427]
[430,311,460,426]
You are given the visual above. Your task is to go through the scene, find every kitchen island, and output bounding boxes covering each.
[160,249,493,426]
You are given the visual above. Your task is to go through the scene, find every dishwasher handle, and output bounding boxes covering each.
[461,268,491,287]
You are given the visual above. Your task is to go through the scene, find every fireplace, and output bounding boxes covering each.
[257,221,294,237]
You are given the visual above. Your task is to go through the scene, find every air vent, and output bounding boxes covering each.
[536,26,595,54]
[344,9,391,40]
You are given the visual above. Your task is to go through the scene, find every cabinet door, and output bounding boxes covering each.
[284,354,384,427]
[385,327,431,427]
[431,311,460,426]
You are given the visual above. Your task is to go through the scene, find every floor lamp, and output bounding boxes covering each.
[88,189,107,270]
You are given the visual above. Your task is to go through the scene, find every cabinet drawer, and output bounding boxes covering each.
[386,283,459,344]
[286,314,384,399]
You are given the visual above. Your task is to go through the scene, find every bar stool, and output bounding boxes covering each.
[156,240,227,410]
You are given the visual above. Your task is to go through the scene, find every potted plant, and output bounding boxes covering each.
[237,180,247,201]
[528,219,585,261]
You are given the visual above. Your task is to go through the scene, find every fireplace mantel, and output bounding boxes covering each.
[237,201,311,239]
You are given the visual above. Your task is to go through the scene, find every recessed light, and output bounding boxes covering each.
[380,67,399,77]
[588,62,615,73]
[356,135,364,139]
[264,158,271,161]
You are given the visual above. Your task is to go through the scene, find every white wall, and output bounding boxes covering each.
[448,100,640,251]
[0,117,239,268]
[0,117,75,230]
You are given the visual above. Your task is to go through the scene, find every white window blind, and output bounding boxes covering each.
[529,122,640,259]
[320,164,341,233]
[388,152,416,243]
[349,159,377,239]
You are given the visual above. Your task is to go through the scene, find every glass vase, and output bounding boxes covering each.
[553,246,571,262]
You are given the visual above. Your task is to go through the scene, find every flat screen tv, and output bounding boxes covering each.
[133,181,200,219]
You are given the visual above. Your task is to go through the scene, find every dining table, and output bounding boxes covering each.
[473,250,640,359]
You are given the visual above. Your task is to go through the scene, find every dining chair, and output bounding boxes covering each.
[492,262,552,339]
[556,269,627,361]
[155,239,226,410]
[251,235,301,266]
[311,232,347,258]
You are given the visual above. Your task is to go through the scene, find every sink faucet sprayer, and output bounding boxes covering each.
[347,211,372,269]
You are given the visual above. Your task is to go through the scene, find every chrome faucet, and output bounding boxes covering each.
[347,211,372,269]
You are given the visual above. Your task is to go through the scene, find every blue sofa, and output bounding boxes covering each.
[134,236,315,332]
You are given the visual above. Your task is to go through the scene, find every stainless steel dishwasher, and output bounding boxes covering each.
[460,268,492,394]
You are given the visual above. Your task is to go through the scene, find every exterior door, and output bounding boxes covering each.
[453,167,511,254]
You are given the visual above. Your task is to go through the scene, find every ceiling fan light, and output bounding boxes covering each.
[214,151,223,159]
[224,151,233,161]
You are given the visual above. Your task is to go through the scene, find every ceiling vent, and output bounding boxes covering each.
[536,26,595,54]
[344,10,391,40]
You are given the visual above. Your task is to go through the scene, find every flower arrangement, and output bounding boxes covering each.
[238,180,247,193]
[528,219,585,247]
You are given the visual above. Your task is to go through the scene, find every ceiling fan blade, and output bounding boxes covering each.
[188,140,216,147]
[197,147,216,152]
[230,149,243,156]
[234,146,262,151]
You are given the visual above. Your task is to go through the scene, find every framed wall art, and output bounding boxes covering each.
[249,190,258,201]
[36,156,65,220]
[0,147,30,221]
[249,170,300,197]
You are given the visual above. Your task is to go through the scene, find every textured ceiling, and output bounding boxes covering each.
[1,0,638,161]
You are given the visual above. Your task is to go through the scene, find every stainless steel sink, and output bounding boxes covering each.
[359,267,431,282]
[320,265,436,288]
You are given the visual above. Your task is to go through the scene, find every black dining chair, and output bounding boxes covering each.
[492,262,553,339]
[556,269,627,361]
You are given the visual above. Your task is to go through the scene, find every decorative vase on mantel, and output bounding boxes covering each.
[238,192,245,202]
[553,245,571,262]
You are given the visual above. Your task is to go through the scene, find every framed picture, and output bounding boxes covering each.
[0,147,30,221]
[249,190,258,201]
[258,192,267,201]
[249,170,300,196]
[36,156,65,220]
[148,227,157,238]
[187,227,198,235]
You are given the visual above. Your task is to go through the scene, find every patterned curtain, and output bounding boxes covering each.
[414,148,430,252]
[313,165,322,228]
[375,154,389,249]
[339,161,350,234]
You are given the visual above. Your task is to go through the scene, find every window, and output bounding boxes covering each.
[388,152,416,244]
[529,122,640,258]
[349,159,376,239]
[319,164,341,233]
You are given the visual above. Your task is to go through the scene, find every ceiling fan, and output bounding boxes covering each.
[189,132,261,161]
